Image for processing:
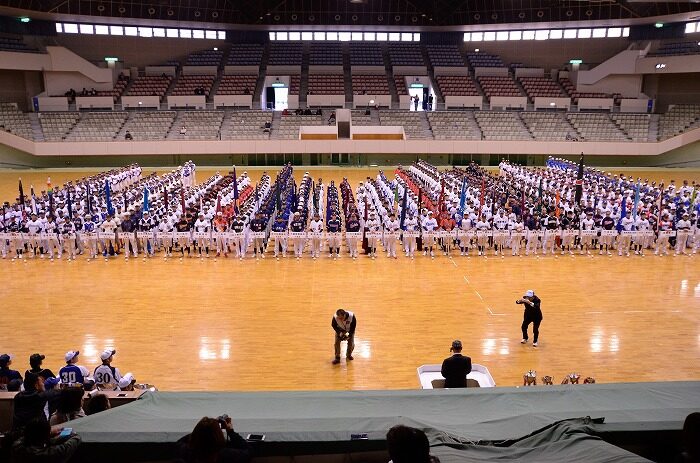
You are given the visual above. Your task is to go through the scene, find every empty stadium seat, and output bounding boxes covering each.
[435,75,480,96]
[217,75,257,95]
[477,76,523,98]
[352,75,390,95]
[307,75,345,95]
[349,43,384,66]
[426,44,466,67]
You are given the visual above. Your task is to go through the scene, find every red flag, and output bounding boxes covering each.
[180,183,186,213]
[479,178,486,211]
[216,194,222,214]
[555,190,561,218]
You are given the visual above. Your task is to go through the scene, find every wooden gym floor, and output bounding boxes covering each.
[0,167,698,391]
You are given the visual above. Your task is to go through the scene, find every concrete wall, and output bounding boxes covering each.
[54,35,225,69]
[0,70,42,111]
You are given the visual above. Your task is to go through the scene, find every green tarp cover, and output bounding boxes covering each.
[67,381,699,461]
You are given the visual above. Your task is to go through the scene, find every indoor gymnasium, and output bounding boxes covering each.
[0,1,699,462]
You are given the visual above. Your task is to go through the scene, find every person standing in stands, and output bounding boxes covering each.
[331,309,356,365]
[517,290,543,347]
[440,340,472,388]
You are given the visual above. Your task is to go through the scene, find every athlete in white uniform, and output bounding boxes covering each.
[384,213,400,259]
[634,214,651,255]
[365,213,381,259]
[25,213,43,258]
[422,212,438,258]
[43,216,61,260]
[618,214,635,256]
[492,210,509,257]
[579,212,596,255]
[309,214,324,259]
[403,212,419,258]
[193,213,211,258]
[100,215,118,259]
[675,213,692,255]
[475,217,490,257]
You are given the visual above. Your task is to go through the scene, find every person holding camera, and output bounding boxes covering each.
[517,290,543,347]
[332,309,356,365]
[175,415,252,463]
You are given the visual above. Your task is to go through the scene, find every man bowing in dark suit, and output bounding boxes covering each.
[441,340,472,388]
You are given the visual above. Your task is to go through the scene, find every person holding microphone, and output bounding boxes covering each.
[517,290,543,347]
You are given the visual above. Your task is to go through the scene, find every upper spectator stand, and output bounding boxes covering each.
[649,41,700,56]
[185,49,223,66]
[467,52,505,68]
[226,44,264,66]
[388,43,425,66]
[426,44,466,67]
[309,42,343,66]
[349,43,384,66]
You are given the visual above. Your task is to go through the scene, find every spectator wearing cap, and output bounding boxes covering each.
[0,353,22,388]
[26,353,55,381]
[440,340,472,388]
[12,418,81,463]
[517,289,542,347]
[58,351,90,385]
[12,372,48,431]
[93,349,124,389]
[118,373,136,391]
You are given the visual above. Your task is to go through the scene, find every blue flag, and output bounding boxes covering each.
[458,177,467,216]
[142,187,149,215]
[105,181,115,216]
[632,182,640,221]
[617,194,627,232]
[232,167,239,201]
[67,188,73,220]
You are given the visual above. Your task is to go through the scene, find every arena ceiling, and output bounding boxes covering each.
[3,0,700,27]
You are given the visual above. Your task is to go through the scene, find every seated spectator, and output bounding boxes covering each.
[386,425,440,463]
[680,412,700,462]
[175,416,252,463]
[8,378,23,391]
[118,373,136,391]
[90,87,97,96]
[44,377,62,417]
[125,131,133,140]
[262,121,271,133]
[12,372,48,431]
[49,387,86,426]
[243,86,250,95]
[11,418,81,463]
[26,353,55,381]
[81,88,87,96]
[58,350,90,385]
[0,353,22,388]
[328,112,336,125]
[85,393,111,415]
[180,126,188,135]
[93,349,122,388]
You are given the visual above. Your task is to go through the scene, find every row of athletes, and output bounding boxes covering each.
[2,206,697,261]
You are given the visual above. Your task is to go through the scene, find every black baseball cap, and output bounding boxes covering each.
[29,353,45,365]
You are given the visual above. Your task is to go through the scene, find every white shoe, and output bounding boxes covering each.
[533,342,538,347]
[521,339,527,344]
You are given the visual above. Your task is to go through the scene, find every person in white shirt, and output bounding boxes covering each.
[364,212,381,259]
[475,216,490,257]
[403,212,419,259]
[193,212,211,258]
[675,212,692,255]
[93,350,124,388]
[100,215,118,259]
[308,213,324,259]
[458,213,473,257]
[25,213,44,258]
[579,212,596,255]
[510,216,524,257]
[422,211,438,258]
[43,216,61,260]
[492,210,509,257]
[618,214,635,256]
[384,212,400,259]
[634,214,652,255]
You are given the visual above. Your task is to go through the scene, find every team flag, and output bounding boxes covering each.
[180,184,186,213]
[458,177,467,216]
[232,167,239,201]
[632,182,640,221]
[47,177,54,218]
[163,187,168,211]
[399,185,408,230]
[216,194,222,215]
[18,179,25,213]
[67,188,73,220]
[574,153,585,205]
[617,193,627,232]
[105,181,115,216]
[29,185,37,215]
[142,187,150,214]
[555,190,561,218]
